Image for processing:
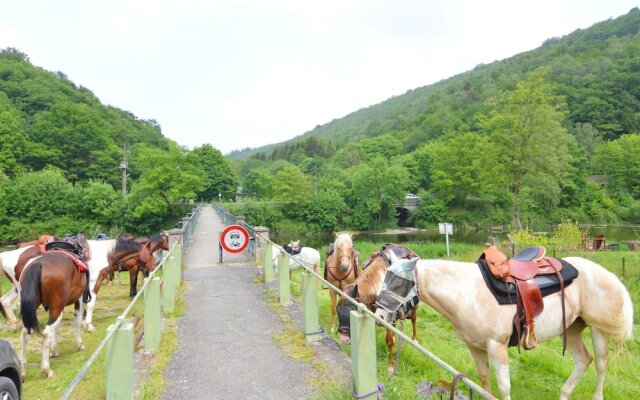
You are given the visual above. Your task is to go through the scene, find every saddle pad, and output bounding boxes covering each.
[476,258,578,305]
[46,250,89,273]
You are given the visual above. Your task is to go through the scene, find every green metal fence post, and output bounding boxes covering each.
[144,277,161,353]
[302,270,321,341]
[263,242,273,282]
[278,251,290,305]
[350,310,378,399]
[163,252,176,312]
[175,243,183,284]
[106,318,133,400]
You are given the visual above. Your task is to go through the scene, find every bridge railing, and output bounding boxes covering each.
[256,232,497,400]
[60,217,193,399]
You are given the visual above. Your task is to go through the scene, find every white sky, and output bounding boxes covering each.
[0,1,637,154]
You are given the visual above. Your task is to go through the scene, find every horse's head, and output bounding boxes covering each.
[290,240,302,254]
[159,231,170,251]
[374,254,419,325]
[334,232,354,272]
[141,244,157,272]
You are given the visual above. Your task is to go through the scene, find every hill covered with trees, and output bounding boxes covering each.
[0,48,238,241]
[228,8,640,232]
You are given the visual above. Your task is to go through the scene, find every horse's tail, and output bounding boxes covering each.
[20,262,43,335]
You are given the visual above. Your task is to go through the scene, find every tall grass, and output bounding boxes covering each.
[286,240,640,399]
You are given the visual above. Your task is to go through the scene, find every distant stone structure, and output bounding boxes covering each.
[235,186,243,202]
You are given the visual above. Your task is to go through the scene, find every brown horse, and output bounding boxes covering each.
[336,244,419,374]
[121,233,170,297]
[324,232,360,332]
[19,251,91,378]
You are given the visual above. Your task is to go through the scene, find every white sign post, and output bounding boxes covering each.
[438,223,453,257]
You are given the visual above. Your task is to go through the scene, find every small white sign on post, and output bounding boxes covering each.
[438,223,453,256]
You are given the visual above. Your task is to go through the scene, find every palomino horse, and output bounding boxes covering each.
[82,238,155,332]
[336,244,419,374]
[381,255,633,400]
[325,232,360,332]
[111,233,169,297]
[272,240,321,276]
[19,251,91,378]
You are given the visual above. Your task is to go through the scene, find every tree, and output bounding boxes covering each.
[479,69,572,229]
[593,133,640,198]
[351,156,411,226]
[272,165,313,208]
[242,167,276,199]
[188,144,238,201]
[306,189,347,231]
[130,142,205,225]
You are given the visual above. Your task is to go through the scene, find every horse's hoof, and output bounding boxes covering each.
[8,322,17,331]
[77,343,85,351]
[50,350,59,358]
[86,324,96,333]
[43,369,54,378]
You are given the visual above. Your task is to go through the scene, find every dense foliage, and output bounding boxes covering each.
[0,48,238,242]
[229,9,640,232]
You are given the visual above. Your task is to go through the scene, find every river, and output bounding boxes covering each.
[272,224,640,251]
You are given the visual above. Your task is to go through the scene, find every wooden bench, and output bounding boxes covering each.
[481,245,566,350]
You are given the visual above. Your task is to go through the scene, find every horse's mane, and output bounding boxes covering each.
[114,238,145,252]
[354,255,388,305]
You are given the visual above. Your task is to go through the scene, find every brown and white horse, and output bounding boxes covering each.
[324,232,360,332]
[82,238,156,332]
[336,244,419,374]
[394,256,633,400]
[19,251,91,378]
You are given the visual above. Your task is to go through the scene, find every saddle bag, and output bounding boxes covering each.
[481,245,510,279]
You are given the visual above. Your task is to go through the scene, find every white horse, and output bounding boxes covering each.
[0,246,34,330]
[271,241,321,275]
[406,257,633,400]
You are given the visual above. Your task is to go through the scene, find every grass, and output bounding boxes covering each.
[0,268,184,400]
[281,241,640,400]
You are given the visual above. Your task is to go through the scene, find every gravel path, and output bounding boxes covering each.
[162,205,350,399]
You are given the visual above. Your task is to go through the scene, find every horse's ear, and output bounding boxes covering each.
[333,231,338,239]
[350,232,357,239]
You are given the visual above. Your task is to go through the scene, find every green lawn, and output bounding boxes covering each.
[286,242,640,400]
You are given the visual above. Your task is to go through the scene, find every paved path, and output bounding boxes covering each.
[162,205,347,400]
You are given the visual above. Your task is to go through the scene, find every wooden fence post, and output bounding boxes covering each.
[278,251,290,305]
[144,277,161,353]
[302,270,321,341]
[106,318,133,400]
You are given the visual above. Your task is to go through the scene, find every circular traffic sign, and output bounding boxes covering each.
[220,225,250,253]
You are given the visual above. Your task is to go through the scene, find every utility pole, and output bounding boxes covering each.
[120,144,128,197]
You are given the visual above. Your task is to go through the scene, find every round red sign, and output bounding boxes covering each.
[220,225,250,253]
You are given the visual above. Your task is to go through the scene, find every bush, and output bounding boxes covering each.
[550,220,583,251]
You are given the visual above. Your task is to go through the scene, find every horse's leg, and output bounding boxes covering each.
[20,327,30,379]
[83,293,97,333]
[49,311,62,358]
[411,305,418,340]
[386,328,396,374]
[487,339,511,400]
[41,312,63,378]
[129,268,138,298]
[329,289,337,333]
[74,301,85,351]
[1,286,19,330]
[590,328,609,400]
[466,345,491,392]
[559,319,591,400]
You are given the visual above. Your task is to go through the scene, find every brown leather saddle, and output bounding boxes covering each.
[480,245,566,351]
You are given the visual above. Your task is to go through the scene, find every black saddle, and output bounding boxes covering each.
[45,241,85,260]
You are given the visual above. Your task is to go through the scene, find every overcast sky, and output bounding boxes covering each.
[0,1,637,154]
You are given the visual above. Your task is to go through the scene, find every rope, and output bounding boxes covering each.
[351,382,384,399]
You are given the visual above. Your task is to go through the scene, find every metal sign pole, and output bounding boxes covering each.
[219,231,223,263]
[446,230,450,257]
